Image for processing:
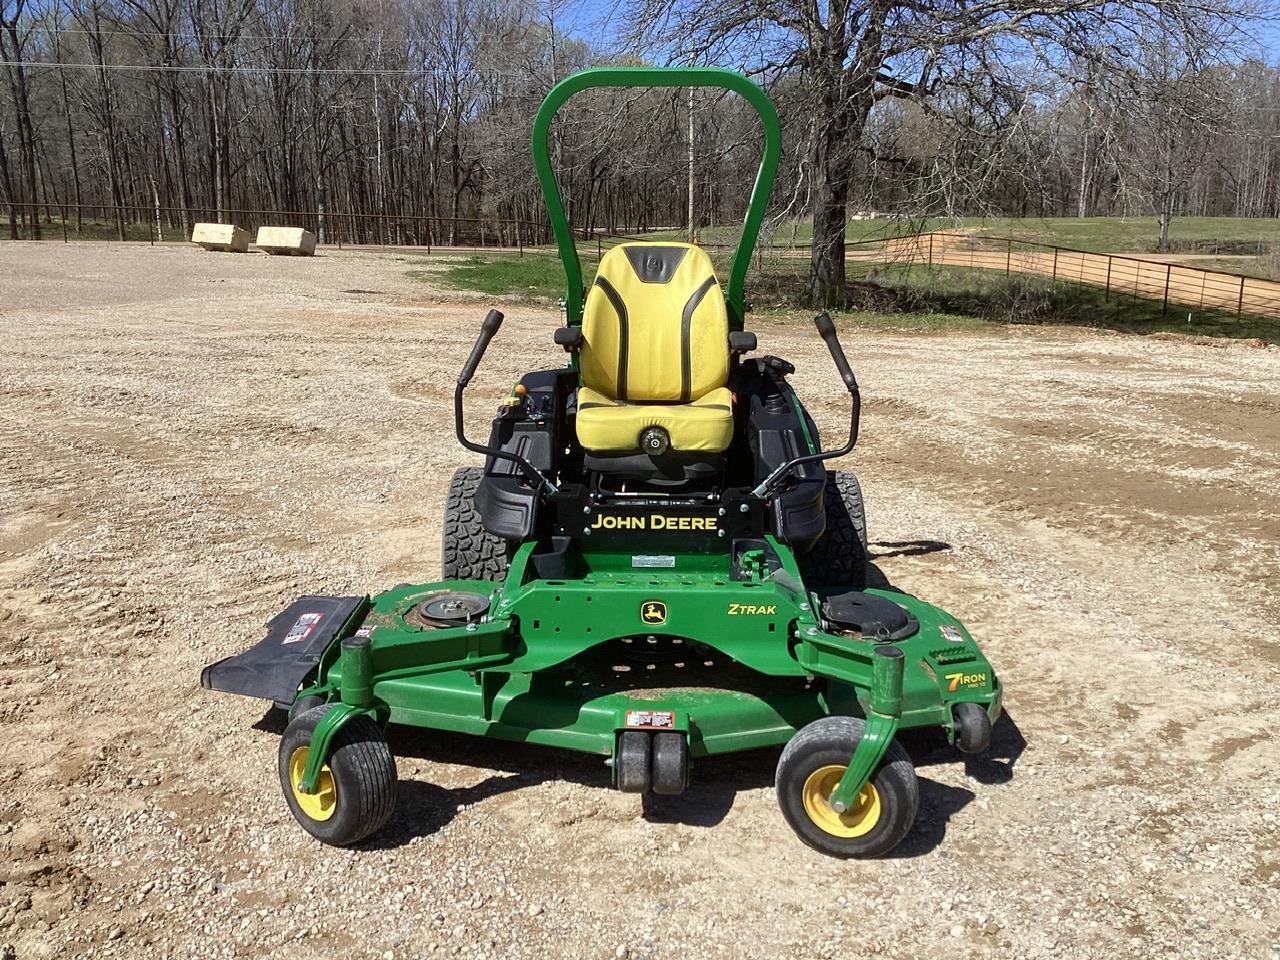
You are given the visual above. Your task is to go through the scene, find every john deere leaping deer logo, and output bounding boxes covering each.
[640,600,667,626]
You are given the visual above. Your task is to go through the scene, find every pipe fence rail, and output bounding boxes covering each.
[0,200,563,251]
[874,232,1279,321]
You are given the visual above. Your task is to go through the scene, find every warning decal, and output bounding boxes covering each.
[281,612,324,645]
[624,710,676,730]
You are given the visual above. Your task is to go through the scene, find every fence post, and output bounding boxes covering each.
[1006,238,1011,276]
[1104,256,1112,302]
[1162,264,1171,315]
[1052,248,1058,282]
[928,233,934,267]
[1237,276,1245,318]
[61,203,68,243]
[597,236,602,260]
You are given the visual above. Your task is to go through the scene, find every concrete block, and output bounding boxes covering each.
[191,222,250,252]
[254,226,317,256]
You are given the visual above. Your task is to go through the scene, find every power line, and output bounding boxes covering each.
[0,58,553,79]
[17,23,566,48]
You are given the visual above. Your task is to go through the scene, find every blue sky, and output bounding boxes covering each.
[557,0,1279,69]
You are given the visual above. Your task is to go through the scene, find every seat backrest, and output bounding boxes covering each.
[580,242,728,403]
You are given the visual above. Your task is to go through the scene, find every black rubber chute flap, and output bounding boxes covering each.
[200,595,368,703]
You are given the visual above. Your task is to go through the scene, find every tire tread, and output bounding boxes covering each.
[442,466,511,581]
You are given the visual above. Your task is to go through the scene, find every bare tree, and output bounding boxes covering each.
[624,0,1256,306]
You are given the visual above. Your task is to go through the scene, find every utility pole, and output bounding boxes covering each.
[687,86,695,241]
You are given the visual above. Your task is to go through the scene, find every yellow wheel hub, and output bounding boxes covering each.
[801,764,882,838]
[288,747,337,822]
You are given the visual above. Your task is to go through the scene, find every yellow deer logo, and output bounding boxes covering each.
[640,601,668,625]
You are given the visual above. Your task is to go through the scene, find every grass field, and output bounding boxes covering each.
[645,215,1280,255]
[417,247,1280,343]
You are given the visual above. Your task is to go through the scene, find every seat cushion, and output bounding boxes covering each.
[576,386,734,453]
[580,243,728,402]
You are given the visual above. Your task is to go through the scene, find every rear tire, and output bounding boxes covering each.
[442,466,512,581]
[798,470,868,589]
[616,731,651,793]
[651,732,690,795]
[279,706,397,846]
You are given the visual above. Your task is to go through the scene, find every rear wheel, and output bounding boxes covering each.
[651,732,690,795]
[615,731,651,793]
[776,716,917,858]
[798,470,868,589]
[442,466,512,581]
[278,706,397,846]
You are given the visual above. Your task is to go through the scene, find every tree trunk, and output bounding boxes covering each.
[167,80,193,236]
[0,125,17,238]
[1077,130,1090,218]
[58,58,84,234]
[808,94,855,308]
[1,23,41,239]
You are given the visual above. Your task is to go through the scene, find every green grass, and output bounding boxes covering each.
[410,247,1279,343]
[639,216,1280,256]
[423,252,570,301]
[1179,255,1279,281]
[965,217,1280,254]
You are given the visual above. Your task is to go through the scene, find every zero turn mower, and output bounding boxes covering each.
[203,66,1001,858]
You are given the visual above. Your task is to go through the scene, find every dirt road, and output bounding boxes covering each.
[1,243,1278,960]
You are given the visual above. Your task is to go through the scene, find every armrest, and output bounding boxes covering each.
[554,326,584,352]
[729,331,757,355]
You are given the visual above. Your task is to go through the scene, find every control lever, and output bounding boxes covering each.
[459,309,505,386]
[814,311,858,395]
[750,312,861,499]
[454,310,558,494]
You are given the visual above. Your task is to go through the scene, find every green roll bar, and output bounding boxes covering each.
[531,67,782,331]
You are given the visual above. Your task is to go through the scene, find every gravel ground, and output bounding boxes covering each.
[1,242,1278,960]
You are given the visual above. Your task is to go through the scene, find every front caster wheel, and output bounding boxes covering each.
[278,705,397,846]
[776,716,918,858]
[953,701,992,754]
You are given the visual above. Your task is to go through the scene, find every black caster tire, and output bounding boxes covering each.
[279,705,397,846]
[616,730,651,793]
[651,732,689,795]
[953,702,992,754]
[288,694,327,721]
[776,716,918,858]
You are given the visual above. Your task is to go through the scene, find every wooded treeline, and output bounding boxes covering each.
[0,0,1274,257]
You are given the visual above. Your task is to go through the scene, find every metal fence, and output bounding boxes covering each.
[867,232,1280,320]
[0,201,558,251]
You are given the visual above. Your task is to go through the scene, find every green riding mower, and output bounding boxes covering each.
[202,66,1001,858]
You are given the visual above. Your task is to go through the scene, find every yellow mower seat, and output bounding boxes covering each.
[576,385,734,452]
[577,242,732,454]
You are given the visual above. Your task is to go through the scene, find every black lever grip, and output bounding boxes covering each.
[458,309,505,386]
[814,312,857,393]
